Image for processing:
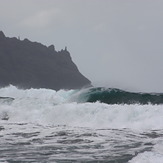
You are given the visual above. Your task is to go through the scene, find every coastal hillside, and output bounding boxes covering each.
[0,31,91,90]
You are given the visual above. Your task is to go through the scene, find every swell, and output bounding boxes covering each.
[0,86,163,130]
[1,86,163,105]
[79,87,163,105]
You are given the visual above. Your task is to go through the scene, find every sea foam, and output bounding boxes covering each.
[0,86,163,131]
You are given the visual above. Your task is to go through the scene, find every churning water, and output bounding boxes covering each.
[0,86,163,163]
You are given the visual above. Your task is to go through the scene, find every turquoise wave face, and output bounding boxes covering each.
[1,86,163,105]
[80,87,163,105]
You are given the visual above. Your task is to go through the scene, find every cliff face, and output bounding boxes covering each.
[0,31,91,90]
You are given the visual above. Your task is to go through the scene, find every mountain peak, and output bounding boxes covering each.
[0,31,91,90]
[0,31,5,39]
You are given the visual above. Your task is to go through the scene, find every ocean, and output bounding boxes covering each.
[0,85,163,163]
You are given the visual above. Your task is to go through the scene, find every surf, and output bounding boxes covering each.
[0,85,163,130]
[77,87,163,105]
[1,85,163,163]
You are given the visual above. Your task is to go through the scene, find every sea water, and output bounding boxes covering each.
[0,85,163,163]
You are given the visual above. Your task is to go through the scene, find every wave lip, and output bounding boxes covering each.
[79,87,163,105]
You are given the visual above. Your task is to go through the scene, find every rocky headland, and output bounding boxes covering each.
[0,31,91,90]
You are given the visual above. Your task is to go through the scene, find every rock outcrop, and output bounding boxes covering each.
[0,31,91,90]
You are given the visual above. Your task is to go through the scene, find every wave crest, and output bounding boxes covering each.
[79,87,163,105]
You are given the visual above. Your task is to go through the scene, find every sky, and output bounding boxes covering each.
[0,0,163,92]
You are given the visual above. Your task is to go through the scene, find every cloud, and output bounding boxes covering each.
[93,23,106,33]
[1,0,163,92]
[20,8,61,28]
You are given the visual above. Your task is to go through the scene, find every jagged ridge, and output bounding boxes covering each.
[0,31,91,90]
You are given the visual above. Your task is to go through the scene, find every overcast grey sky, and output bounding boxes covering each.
[1,0,163,92]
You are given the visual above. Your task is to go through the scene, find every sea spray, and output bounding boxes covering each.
[0,86,163,162]
[0,86,163,130]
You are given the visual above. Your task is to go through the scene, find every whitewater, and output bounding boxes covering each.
[0,85,163,163]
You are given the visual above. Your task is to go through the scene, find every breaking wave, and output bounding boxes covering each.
[0,85,163,130]
[1,85,163,162]
[78,87,163,105]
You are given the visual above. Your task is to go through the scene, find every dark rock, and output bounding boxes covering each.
[0,31,91,90]
[0,31,5,40]
[48,45,55,53]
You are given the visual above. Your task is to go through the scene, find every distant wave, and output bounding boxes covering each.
[78,87,163,105]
